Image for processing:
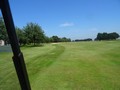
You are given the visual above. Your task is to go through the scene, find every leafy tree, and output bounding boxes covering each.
[49,36,71,43]
[75,38,92,42]
[61,37,71,42]
[44,36,51,43]
[109,32,119,40]
[96,32,119,40]
[51,36,60,42]
[0,17,9,45]
[16,27,27,45]
[49,37,54,42]
[24,22,45,45]
[96,33,102,40]
[102,32,109,40]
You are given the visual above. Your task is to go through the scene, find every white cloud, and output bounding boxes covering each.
[59,22,74,27]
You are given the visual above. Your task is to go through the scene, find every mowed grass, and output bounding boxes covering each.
[0,41,120,90]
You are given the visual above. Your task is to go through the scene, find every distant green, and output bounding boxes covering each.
[0,41,120,90]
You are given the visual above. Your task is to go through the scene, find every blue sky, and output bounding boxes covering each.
[1,0,120,40]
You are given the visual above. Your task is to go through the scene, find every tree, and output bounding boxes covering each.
[44,36,51,43]
[96,33,102,40]
[61,37,71,42]
[96,32,119,40]
[24,22,45,45]
[51,36,60,42]
[102,32,109,40]
[109,32,119,40]
[16,27,27,45]
[49,36,71,43]
[0,17,9,45]
[75,38,92,42]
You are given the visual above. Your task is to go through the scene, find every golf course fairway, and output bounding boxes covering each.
[0,41,120,90]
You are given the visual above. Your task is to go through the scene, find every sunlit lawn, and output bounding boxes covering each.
[0,41,120,90]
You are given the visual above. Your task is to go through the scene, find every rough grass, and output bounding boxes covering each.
[0,41,120,90]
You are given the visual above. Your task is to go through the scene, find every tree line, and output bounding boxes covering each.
[95,32,119,41]
[73,32,119,42]
[0,17,71,45]
[74,38,92,42]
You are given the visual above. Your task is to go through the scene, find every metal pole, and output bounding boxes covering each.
[0,0,31,90]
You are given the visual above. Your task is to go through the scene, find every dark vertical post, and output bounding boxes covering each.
[0,0,31,90]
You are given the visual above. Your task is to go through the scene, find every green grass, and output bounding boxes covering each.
[0,41,120,90]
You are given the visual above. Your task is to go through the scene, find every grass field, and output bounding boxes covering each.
[0,41,120,90]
